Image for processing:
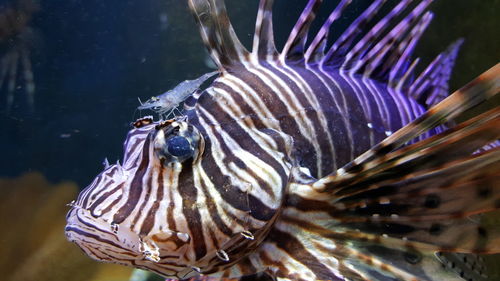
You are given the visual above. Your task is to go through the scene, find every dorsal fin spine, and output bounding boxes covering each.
[364,11,433,81]
[188,0,223,68]
[212,0,249,59]
[252,0,278,61]
[409,39,463,106]
[280,0,323,63]
[305,0,352,64]
[322,0,387,68]
[356,0,434,76]
[187,0,249,70]
[394,58,420,91]
[389,13,433,88]
[342,0,415,71]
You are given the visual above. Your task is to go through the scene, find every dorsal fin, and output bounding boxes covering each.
[187,0,467,109]
[361,11,433,80]
[341,0,416,71]
[351,0,433,77]
[252,0,278,61]
[388,21,432,91]
[304,0,352,64]
[325,0,434,75]
[409,39,464,107]
[187,0,250,70]
[272,0,460,106]
[322,0,387,68]
[280,0,323,62]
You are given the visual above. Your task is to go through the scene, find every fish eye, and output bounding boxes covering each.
[166,136,193,158]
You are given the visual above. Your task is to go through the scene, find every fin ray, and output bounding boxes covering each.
[353,0,433,76]
[342,0,416,71]
[187,0,249,69]
[322,0,387,68]
[333,149,500,253]
[304,0,352,64]
[252,0,278,60]
[312,63,500,192]
[307,65,500,255]
[409,39,464,106]
[281,0,323,62]
[361,10,433,80]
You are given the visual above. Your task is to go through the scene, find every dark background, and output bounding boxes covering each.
[0,0,498,188]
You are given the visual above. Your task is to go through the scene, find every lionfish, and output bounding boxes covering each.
[65,0,500,280]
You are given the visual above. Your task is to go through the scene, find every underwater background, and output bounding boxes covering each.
[0,0,498,280]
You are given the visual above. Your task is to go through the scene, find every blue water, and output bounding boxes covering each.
[1,0,209,186]
[1,0,496,187]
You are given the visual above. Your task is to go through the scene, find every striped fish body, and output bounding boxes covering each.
[66,0,500,280]
[195,63,431,180]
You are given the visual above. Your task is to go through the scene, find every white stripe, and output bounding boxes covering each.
[272,61,336,175]
[197,105,283,209]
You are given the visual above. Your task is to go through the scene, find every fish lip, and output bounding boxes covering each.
[64,208,144,254]
[64,225,140,264]
[64,208,86,242]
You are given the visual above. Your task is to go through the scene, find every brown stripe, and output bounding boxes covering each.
[113,136,151,224]
[177,158,207,260]
[268,228,343,280]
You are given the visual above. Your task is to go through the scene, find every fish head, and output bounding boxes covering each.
[65,117,210,278]
[65,111,290,278]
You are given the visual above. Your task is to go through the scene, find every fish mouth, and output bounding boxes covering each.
[65,207,142,264]
[65,209,193,278]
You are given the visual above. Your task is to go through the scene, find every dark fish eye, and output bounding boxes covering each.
[166,136,193,157]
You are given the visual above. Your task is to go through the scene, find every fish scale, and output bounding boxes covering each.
[65,0,500,280]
